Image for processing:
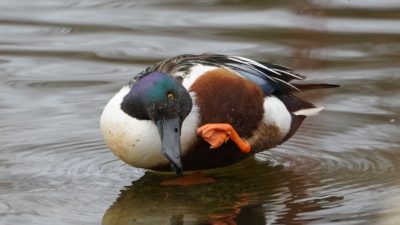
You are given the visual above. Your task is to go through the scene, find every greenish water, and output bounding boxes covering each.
[1,1,399,224]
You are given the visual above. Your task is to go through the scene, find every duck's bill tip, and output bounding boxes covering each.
[171,163,183,175]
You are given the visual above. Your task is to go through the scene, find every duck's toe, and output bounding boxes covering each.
[197,123,251,153]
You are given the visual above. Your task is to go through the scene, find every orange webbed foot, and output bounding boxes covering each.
[160,172,216,186]
[197,123,251,153]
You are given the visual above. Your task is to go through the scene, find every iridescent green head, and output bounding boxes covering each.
[121,72,192,174]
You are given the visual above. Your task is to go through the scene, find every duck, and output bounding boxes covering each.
[100,54,338,175]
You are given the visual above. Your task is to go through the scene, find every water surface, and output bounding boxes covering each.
[0,0,399,224]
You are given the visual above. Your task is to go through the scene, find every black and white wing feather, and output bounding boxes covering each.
[130,54,306,95]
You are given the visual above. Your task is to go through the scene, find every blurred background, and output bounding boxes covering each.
[0,0,399,224]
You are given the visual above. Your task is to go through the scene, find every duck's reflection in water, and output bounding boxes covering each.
[102,157,338,225]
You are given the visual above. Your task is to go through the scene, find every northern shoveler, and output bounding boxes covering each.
[100,54,338,175]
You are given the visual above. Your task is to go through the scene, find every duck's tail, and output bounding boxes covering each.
[277,83,339,143]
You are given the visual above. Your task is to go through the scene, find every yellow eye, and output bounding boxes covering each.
[167,93,174,100]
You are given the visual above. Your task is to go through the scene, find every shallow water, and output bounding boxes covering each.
[1,0,399,224]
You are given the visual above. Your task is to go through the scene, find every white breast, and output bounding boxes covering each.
[100,86,199,169]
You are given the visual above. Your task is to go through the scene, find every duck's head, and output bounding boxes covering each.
[120,72,192,175]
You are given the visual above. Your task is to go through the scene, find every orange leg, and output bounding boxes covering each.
[197,123,251,153]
